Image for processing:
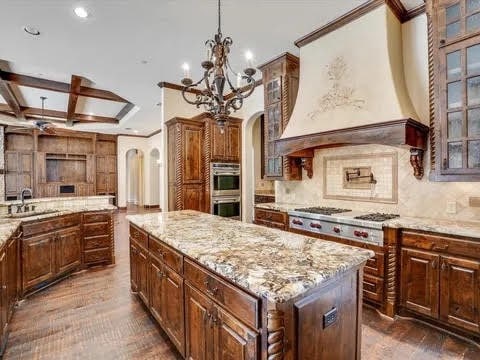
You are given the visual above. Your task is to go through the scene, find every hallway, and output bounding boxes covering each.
[3,210,479,359]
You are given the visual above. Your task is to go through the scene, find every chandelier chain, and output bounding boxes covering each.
[218,0,221,35]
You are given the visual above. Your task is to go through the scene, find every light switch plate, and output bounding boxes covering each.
[446,201,457,214]
[469,197,480,207]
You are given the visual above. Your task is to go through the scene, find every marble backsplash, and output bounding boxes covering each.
[276,144,480,221]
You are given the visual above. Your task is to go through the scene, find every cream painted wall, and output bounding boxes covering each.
[238,85,265,222]
[275,13,480,221]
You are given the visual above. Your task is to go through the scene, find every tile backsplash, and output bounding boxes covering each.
[276,144,480,221]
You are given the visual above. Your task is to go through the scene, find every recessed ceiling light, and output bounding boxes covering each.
[125,127,132,130]
[24,26,40,36]
[74,7,89,18]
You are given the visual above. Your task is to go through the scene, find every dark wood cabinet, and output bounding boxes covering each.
[258,53,302,180]
[21,232,56,293]
[55,226,82,275]
[130,242,139,292]
[137,247,149,306]
[4,127,116,200]
[6,235,18,320]
[401,248,440,318]
[0,250,7,351]
[429,0,480,180]
[253,207,288,230]
[400,229,480,336]
[185,284,213,360]
[83,211,115,265]
[149,257,165,326]
[162,265,185,355]
[208,118,242,162]
[5,151,33,200]
[166,118,205,212]
[214,306,258,360]
[440,256,480,332]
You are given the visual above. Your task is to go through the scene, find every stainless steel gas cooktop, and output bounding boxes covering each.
[288,207,400,246]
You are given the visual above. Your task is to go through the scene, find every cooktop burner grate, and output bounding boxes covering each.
[294,207,352,215]
[354,213,400,222]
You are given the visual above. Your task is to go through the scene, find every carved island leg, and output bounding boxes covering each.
[267,310,285,360]
[409,148,425,180]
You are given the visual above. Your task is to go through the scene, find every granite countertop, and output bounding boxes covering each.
[0,195,114,206]
[0,220,22,246]
[385,217,480,239]
[254,202,308,212]
[0,204,117,248]
[126,210,373,303]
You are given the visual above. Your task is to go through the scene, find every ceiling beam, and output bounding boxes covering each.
[0,73,25,120]
[0,104,118,124]
[66,75,82,126]
[0,70,129,102]
[115,102,135,121]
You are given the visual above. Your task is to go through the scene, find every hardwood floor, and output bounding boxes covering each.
[3,210,479,359]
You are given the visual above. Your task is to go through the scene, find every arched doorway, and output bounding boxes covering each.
[126,149,144,209]
[242,111,266,222]
[149,148,160,207]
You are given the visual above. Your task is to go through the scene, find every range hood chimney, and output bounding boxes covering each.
[275,2,429,179]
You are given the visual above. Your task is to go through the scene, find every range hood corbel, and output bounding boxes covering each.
[275,119,429,180]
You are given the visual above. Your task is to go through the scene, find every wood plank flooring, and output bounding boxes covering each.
[3,209,479,359]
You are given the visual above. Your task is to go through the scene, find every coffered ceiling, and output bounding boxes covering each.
[0,0,423,136]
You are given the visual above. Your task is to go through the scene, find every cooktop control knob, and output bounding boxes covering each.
[354,230,361,237]
[333,227,341,234]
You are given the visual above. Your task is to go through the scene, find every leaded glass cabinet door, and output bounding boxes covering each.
[438,0,480,174]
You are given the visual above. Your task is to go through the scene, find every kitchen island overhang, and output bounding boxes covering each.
[127,210,373,359]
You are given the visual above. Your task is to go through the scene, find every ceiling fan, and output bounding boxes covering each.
[33,96,56,134]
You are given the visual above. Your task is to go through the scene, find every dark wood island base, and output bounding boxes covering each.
[128,213,371,360]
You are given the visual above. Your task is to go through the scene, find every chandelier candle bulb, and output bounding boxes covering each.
[236,73,242,88]
[245,50,254,68]
[182,63,190,79]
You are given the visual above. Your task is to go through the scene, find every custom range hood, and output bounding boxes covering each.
[275,1,429,179]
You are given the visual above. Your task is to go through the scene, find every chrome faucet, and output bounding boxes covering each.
[21,188,33,204]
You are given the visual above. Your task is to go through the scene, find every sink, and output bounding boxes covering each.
[6,209,59,219]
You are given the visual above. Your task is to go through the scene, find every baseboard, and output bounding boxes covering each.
[118,206,127,211]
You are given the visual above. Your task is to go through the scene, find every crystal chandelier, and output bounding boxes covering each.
[180,0,256,128]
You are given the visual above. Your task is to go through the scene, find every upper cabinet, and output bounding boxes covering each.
[208,117,242,163]
[430,0,480,180]
[259,53,302,180]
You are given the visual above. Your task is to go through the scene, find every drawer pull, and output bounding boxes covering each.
[432,244,449,251]
[431,259,437,269]
[441,261,448,271]
[204,280,218,297]
[157,270,165,278]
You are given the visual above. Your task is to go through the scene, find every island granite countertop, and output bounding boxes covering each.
[127,210,373,303]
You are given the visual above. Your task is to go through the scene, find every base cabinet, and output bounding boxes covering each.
[400,230,480,337]
[0,251,8,351]
[22,232,56,293]
[56,226,82,275]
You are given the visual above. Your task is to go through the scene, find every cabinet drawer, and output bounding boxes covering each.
[84,235,111,250]
[184,259,260,329]
[22,213,81,237]
[149,236,183,274]
[254,219,286,231]
[402,230,480,259]
[84,248,112,264]
[254,208,287,224]
[83,212,111,224]
[363,274,384,303]
[364,251,385,278]
[129,224,148,249]
[84,223,109,237]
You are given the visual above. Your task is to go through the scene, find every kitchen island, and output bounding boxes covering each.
[127,210,373,360]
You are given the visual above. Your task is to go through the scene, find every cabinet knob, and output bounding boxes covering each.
[431,259,437,269]
[441,261,448,271]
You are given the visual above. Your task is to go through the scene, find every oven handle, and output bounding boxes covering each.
[213,171,240,176]
[212,198,240,204]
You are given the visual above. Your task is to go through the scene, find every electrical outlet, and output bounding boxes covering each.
[323,307,338,329]
[446,201,457,214]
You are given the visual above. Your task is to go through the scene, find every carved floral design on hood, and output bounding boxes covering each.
[308,56,365,120]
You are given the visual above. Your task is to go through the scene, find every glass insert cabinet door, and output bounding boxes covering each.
[439,0,480,174]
